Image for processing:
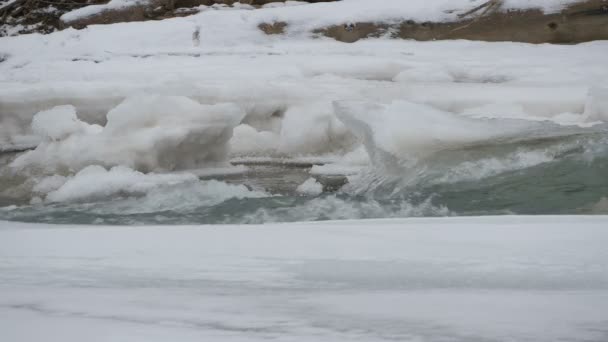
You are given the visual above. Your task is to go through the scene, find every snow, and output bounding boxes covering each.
[58,0,583,28]
[43,165,197,203]
[61,0,152,23]
[279,101,354,155]
[31,105,90,141]
[10,96,244,174]
[1,216,608,342]
[296,177,322,195]
[0,0,17,11]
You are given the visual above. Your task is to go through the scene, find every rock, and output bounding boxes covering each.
[258,21,287,35]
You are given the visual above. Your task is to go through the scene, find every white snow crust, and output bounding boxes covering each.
[61,0,152,23]
[1,216,607,342]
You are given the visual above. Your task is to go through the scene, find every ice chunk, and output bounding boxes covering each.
[40,165,268,209]
[296,177,323,196]
[231,124,280,156]
[584,87,608,122]
[32,175,69,195]
[11,95,245,174]
[279,102,355,155]
[31,105,91,141]
[45,165,197,203]
[334,100,583,165]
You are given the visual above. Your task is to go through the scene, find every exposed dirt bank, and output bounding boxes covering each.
[314,0,608,44]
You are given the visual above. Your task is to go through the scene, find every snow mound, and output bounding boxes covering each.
[11,95,245,174]
[30,105,103,141]
[61,0,152,23]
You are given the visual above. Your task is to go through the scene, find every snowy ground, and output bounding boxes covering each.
[1,216,608,342]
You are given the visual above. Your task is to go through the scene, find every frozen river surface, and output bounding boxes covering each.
[1,216,608,342]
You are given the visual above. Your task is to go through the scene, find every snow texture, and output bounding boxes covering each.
[61,0,152,23]
[1,216,608,342]
[11,96,244,174]
[296,177,323,195]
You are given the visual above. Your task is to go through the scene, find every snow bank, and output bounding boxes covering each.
[502,0,581,13]
[61,0,152,23]
[11,95,244,174]
[247,0,582,33]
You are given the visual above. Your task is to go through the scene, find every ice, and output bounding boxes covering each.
[24,165,270,214]
[296,177,322,195]
[1,216,607,342]
[335,100,601,167]
[585,87,608,122]
[31,174,68,195]
[336,100,513,163]
[231,124,280,157]
[44,165,197,203]
[31,105,98,141]
[11,95,245,174]
[279,102,355,155]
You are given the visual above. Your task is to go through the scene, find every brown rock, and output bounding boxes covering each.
[258,21,287,35]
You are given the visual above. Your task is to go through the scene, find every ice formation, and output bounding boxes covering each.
[296,177,323,195]
[11,96,244,174]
